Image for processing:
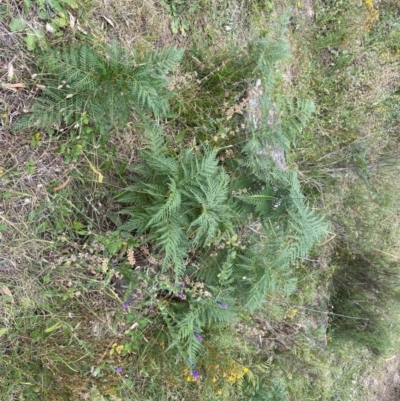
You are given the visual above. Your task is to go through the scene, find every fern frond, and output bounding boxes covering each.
[179,147,220,186]
[142,125,167,154]
[286,198,328,263]
[141,47,185,75]
[118,212,149,232]
[188,174,235,247]
[279,97,316,147]
[146,155,179,177]
[234,186,275,220]
[12,43,183,133]
[151,214,187,279]
[147,178,182,227]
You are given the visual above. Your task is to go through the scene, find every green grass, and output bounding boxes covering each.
[1,0,400,400]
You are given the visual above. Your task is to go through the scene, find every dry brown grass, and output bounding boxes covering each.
[87,0,181,49]
[87,0,265,56]
[1,28,34,124]
[363,355,400,401]
[0,140,66,268]
[0,11,68,274]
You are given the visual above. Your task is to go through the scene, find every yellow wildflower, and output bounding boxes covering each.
[243,367,249,373]
[297,2,301,7]
[111,343,124,355]
[285,308,298,319]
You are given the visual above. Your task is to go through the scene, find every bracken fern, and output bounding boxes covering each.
[115,14,327,367]
[13,43,183,134]
[117,126,237,281]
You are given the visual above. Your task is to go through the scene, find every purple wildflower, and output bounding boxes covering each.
[217,301,228,309]
[178,292,186,300]
[179,282,185,288]
[192,369,200,379]
[149,307,155,313]
[123,301,130,309]
[115,366,123,373]
[194,332,203,342]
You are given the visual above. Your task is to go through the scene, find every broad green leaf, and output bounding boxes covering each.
[31,330,44,340]
[28,210,36,221]
[53,16,68,28]
[38,9,49,20]
[45,322,62,333]
[139,319,148,329]
[23,0,32,13]
[63,0,79,9]
[24,36,36,51]
[130,343,139,351]
[171,19,179,35]
[176,131,185,143]
[24,31,37,51]
[188,4,198,12]
[126,313,138,322]
[107,240,122,255]
[9,17,27,32]
[47,0,63,12]
[0,328,8,337]
[73,221,85,230]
